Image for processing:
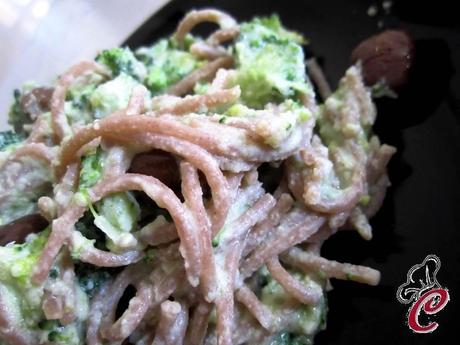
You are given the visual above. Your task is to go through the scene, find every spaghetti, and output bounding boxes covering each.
[0,8,395,345]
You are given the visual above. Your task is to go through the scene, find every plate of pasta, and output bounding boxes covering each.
[1,1,458,345]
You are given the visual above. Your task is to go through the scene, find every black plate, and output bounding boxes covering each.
[124,1,460,344]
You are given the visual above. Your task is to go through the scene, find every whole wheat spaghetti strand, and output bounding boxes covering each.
[209,68,236,92]
[34,171,200,284]
[133,133,230,234]
[364,173,391,218]
[281,247,381,285]
[214,193,275,345]
[54,163,79,214]
[367,141,396,183]
[138,222,178,246]
[97,266,145,341]
[186,301,212,345]
[241,215,325,279]
[180,161,216,300]
[207,26,240,46]
[149,265,184,308]
[235,285,276,331]
[349,207,372,240]
[101,281,153,342]
[57,112,303,174]
[101,145,133,180]
[298,138,366,214]
[126,85,148,116]
[175,9,237,47]
[306,58,332,100]
[154,301,189,345]
[244,193,294,257]
[58,126,231,234]
[152,86,240,115]
[32,205,85,284]
[8,143,57,164]
[266,256,322,305]
[51,61,107,141]
[86,281,111,345]
[89,173,201,286]
[167,56,234,96]
[76,240,143,267]
[190,42,228,60]
[190,27,240,60]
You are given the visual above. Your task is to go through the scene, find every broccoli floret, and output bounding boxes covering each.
[89,73,142,118]
[136,38,203,94]
[78,148,105,191]
[0,229,50,335]
[38,319,84,345]
[95,47,146,81]
[0,228,49,286]
[234,15,311,108]
[91,192,140,252]
[0,130,25,151]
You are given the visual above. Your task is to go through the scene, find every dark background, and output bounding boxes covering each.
[124,1,460,344]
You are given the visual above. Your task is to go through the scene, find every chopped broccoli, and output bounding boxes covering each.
[91,192,140,252]
[0,229,50,335]
[78,147,140,252]
[95,47,146,81]
[38,319,84,345]
[0,130,25,151]
[78,148,105,191]
[89,73,142,118]
[234,15,310,108]
[74,210,107,251]
[136,38,203,94]
[65,83,99,126]
[269,332,313,345]
[261,272,327,337]
[74,263,111,299]
[0,228,49,286]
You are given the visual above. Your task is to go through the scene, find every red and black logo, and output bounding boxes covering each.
[396,255,450,333]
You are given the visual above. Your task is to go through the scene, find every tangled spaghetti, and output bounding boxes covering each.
[0,8,395,345]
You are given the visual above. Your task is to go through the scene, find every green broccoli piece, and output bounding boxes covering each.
[38,319,84,345]
[89,73,142,118]
[74,263,111,299]
[78,148,104,191]
[96,47,146,81]
[0,229,50,335]
[234,15,310,108]
[0,130,25,151]
[261,271,327,337]
[269,332,313,345]
[136,38,203,94]
[0,228,49,286]
[91,192,140,252]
